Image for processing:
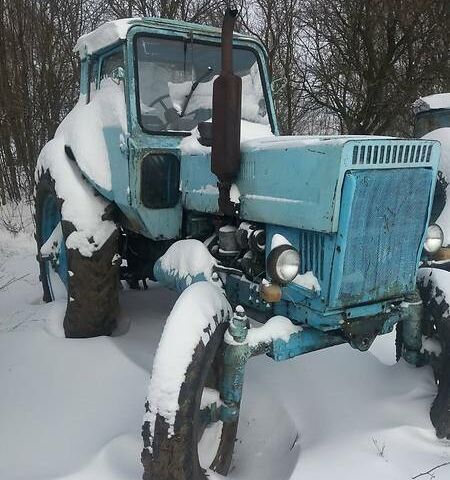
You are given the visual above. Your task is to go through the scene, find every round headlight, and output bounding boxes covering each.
[267,244,300,284]
[424,224,444,254]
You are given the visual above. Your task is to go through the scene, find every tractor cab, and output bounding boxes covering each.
[74,17,276,239]
[76,18,275,137]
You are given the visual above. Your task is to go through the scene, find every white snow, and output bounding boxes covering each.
[225,315,302,348]
[271,233,291,250]
[241,63,270,125]
[179,119,273,156]
[240,119,273,142]
[219,225,237,233]
[413,93,450,113]
[421,336,442,356]
[293,271,321,293]
[422,128,450,244]
[52,78,128,191]
[36,137,116,257]
[230,183,241,203]
[193,184,219,194]
[74,19,134,57]
[1,221,450,480]
[418,267,450,311]
[144,282,232,440]
[40,222,63,258]
[179,124,212,155]
[167,64,269,125]
[35,76,129,256]
[245,194,302,204]
[200,387,222,410]
[240,134,393,152]
[168,76,216,115]
[159,239,217,283]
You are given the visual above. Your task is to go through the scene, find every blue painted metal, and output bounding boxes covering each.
[269,327,344,361]
[180,138,439,233]
[153,258,208,293]
[41,195,68,292]
[218,299,409,423]
[225,275,273,314]
[399,291,426,366]
[116,23,278,239]
[329,168,433,307]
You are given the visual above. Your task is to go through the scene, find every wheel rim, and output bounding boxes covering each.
[423,309,444,381]
[194,330,237,476]
[40,194,68,300]
[198,387,225,469]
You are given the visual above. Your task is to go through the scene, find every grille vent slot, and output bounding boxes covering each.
[352,143,432,165]
[299,231,324,280]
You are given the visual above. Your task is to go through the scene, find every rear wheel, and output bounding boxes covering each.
[142,282,237,479]
[418,270,450,439]
[35,170,120,338]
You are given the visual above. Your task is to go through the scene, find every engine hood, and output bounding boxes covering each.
[180,135,440,233]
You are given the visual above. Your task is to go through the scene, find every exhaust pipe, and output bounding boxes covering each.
[212,8,242,216]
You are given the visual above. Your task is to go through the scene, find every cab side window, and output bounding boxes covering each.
[88,59,99,102]
[99,50,124,87]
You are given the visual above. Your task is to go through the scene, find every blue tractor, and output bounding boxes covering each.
[35,9,447,479]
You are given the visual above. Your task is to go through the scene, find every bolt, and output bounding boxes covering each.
[228,305,248,343]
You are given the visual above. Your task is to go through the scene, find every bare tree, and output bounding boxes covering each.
[0,0,85,201]
[95,0,226,23]
[301,0,449,135]
[0,0,448,207]
[240,0,311,134]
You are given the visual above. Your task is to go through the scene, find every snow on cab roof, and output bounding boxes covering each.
[74,17,253,58]
[413,93,450,114]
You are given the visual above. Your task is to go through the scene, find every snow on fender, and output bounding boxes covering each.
[35,137,116,257]
[153,239,219,292]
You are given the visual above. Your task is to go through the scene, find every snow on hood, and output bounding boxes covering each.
[179,120,274,155]
[422,127,450,243]
[241,134,394,152]
[413,93,450,114]
[74,19,135,57]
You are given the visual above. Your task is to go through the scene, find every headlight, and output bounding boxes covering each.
[267,244,300,284]
[424,224,444,254]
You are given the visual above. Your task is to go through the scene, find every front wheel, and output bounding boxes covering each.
[142,282,237,479]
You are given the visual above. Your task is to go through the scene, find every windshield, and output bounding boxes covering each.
[136,36,270,133]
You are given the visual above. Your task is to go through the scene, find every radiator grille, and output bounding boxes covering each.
[331,168,432,307]
[299,230,325,280]
[351,143,433,166]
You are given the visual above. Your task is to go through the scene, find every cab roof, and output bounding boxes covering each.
[74,17,255,58]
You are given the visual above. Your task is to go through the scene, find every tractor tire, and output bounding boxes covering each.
[35,169,120,338]
[418,269,450,439]
[142,282,237,480]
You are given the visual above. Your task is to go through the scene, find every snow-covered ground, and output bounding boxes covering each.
[1,219,450,480]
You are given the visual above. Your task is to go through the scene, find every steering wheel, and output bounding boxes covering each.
[145,93,200,130]
[148,94,172,114]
